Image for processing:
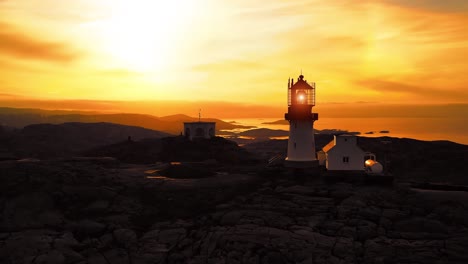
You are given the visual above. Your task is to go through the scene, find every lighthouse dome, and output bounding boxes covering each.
[365,159,383,174]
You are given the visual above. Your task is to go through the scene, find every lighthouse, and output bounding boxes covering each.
[284,74,319,168]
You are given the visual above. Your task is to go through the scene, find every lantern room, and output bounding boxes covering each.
[287,74,315,106]
[285,75,318,121]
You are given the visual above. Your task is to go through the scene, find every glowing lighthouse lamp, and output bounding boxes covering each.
[284,74,319,168]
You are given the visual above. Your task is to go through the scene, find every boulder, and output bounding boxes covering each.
[102,248,130,264]
[363,237,395,262]
[220,211,244,226]
[113,229,137,248]
[158,228,187,249]
[34,250,65,264]
[1,230,55,263]
[58,248,85,263]
[72,220,106,237]
[54,232,81,249]
[446,234,468,262]
[1,192,55,230]
[356,220,378,241]
[84,200,110,213]
[261,252,283,264]
[313,232,335,250]
[333,237,353,259]
[394,217,447,234]
[277,185,315,195]
[382,209,407,221]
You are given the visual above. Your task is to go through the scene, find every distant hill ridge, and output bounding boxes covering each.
[0,107,253,134]
[0,122,171,159]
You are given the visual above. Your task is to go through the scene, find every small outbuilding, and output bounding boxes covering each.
[184,122,216,141]
[318,135,365,171]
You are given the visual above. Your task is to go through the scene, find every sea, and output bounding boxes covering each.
[225,117,468,145]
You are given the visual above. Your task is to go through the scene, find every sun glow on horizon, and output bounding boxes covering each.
[0,0,467,104]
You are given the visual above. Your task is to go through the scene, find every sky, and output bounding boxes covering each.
[0,0,467,117]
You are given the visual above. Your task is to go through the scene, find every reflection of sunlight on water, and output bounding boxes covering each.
[220,128,255,134]
[223,117,468,144]
[270,136,289,140]
[228,118,287,130]
[218,135,255,140]
[144,169,159,174]
[146,176,168,179]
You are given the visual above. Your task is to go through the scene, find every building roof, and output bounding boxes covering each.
[322,134,361,153]
[322,140,336,153]
[183,122,216,125]
[291,75,314,90]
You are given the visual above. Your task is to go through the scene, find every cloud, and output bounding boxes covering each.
[191,60,266,72]
[0,23,78,62]
[356,79,468,101]
[382,0,468,13]
[93,69,144,77]
[0,92,22,98]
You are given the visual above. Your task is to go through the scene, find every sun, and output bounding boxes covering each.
[100,0,199,72]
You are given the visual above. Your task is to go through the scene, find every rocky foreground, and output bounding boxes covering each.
[1,160,468,263]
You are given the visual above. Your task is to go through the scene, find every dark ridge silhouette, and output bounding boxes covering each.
[0,107,253,134]
[0,122,170,159]
[84,136,259,165]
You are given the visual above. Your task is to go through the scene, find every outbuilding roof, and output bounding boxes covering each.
[322,134,361,153]
[322,140,336,153]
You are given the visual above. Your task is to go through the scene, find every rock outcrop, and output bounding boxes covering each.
[1,160,468,263]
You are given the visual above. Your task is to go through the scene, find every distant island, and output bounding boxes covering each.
[365,130,391,135]
[263,119,393,137]
[261,119,289,125]
[0,107,255,135]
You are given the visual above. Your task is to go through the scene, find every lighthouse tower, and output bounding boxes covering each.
[284,74,319,168]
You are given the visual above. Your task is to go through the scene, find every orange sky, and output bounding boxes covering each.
[0,0,467,113]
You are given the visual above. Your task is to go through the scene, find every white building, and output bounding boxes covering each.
[318,135,365,171]
[284,74,319,168]
[184,122,215,140]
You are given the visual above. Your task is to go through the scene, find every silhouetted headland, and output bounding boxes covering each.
[1,118,468,263]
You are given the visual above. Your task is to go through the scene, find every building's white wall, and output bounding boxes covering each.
[184,123,215,140]
[326,136,365,171]
[286,120,316,161]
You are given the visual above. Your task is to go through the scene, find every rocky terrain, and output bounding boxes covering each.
[1,159,468,264]
[1,118,467,263]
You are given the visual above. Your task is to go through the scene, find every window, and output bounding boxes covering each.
[343,156,349,163]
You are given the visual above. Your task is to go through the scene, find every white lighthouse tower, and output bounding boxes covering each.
[284,74,319,168]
